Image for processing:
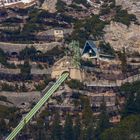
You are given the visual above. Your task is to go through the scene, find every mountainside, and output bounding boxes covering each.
[104,21,140,52]
[0,0,140,140]
[116,0,140,22]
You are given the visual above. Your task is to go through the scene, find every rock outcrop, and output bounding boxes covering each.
[104,21,140,53]
[42,0,57,13]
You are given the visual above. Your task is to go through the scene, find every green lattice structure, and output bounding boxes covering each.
[69,40,81,68]
[6,73,69,140]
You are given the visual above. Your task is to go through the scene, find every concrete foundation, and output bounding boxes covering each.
[51,57,85,81]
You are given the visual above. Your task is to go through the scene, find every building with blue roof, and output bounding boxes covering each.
[81,40,99,59]
[81,40,115,61]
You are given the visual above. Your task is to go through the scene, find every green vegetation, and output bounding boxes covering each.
[27,96,108,140]
[3,17,22,23]
[37,64,44,69]
[1,2,140,140]
[0,48,17,68]
[121,81,140,116]
[0,48,7,65]
[26,80,140,140]
[100,1,137,26]
[0,105,18,119]
[101,115,140,140]
[70,15,106,46]
[0,105,21,139]
[81,60,95,67]
[100,0,115,15]
[75,0,90,7]
[51,112,63,140]
[1,9,45,43]
[19,46,37,60]
[69,4,84,11]
[35,83,46,91]
[100,7,111,16]
[101,81,140,140]
[1,83,16,92]
[96,100,110,139]
[99,41,115,57]
[13,8,29,16]
[81,97,95,140]
[23,23,41,33]
[5,63,16,69]
[0,96,7,101]
[56,0,67,13]
[44,46,65,58]
[117,48,127,74]
[1,83,28,92]
[20,61,31,76]
[73,115,81,140]
[64,114,74,140]
[0,119,8,138]
[35,75,53,91]
[114,6,137,26]
[0,96,8,102]
[19,83,28,92]
[66,79,84,90]
[0,105,12,118]
[23,9,44,31]
[19,46,64,61]
[44,75,54,85]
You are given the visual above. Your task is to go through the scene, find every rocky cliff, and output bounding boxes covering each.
[104,21,140,53]
[42,0,57,13]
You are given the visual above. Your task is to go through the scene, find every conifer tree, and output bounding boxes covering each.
[51,112,62,140]
[81,97,95,140]
[0,119,7,137]
[96,98,110,139]
[74,114,81,140]
[64,113,74,140]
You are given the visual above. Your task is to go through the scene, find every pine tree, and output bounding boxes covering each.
[35,128,46,140]
[118,48,127,75]
[74,114,81,140]
[0,119,7,137]
[64,113,74,140]
[82,97,93,127]
[81,97,95,140]
[51,112,62,140]
[96,98,110,139]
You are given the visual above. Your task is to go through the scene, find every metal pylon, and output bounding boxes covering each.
[69,40,81,68]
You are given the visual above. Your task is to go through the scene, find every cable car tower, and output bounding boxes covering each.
[69,40,81,69]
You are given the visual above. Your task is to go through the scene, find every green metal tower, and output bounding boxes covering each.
[69,40,81,68]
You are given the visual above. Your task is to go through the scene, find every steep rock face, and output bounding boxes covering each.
[42,0,57,13]
[104,21,140,52]
[116,0,140,22]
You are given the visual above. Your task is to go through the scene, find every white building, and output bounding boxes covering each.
[0,0,35,7]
